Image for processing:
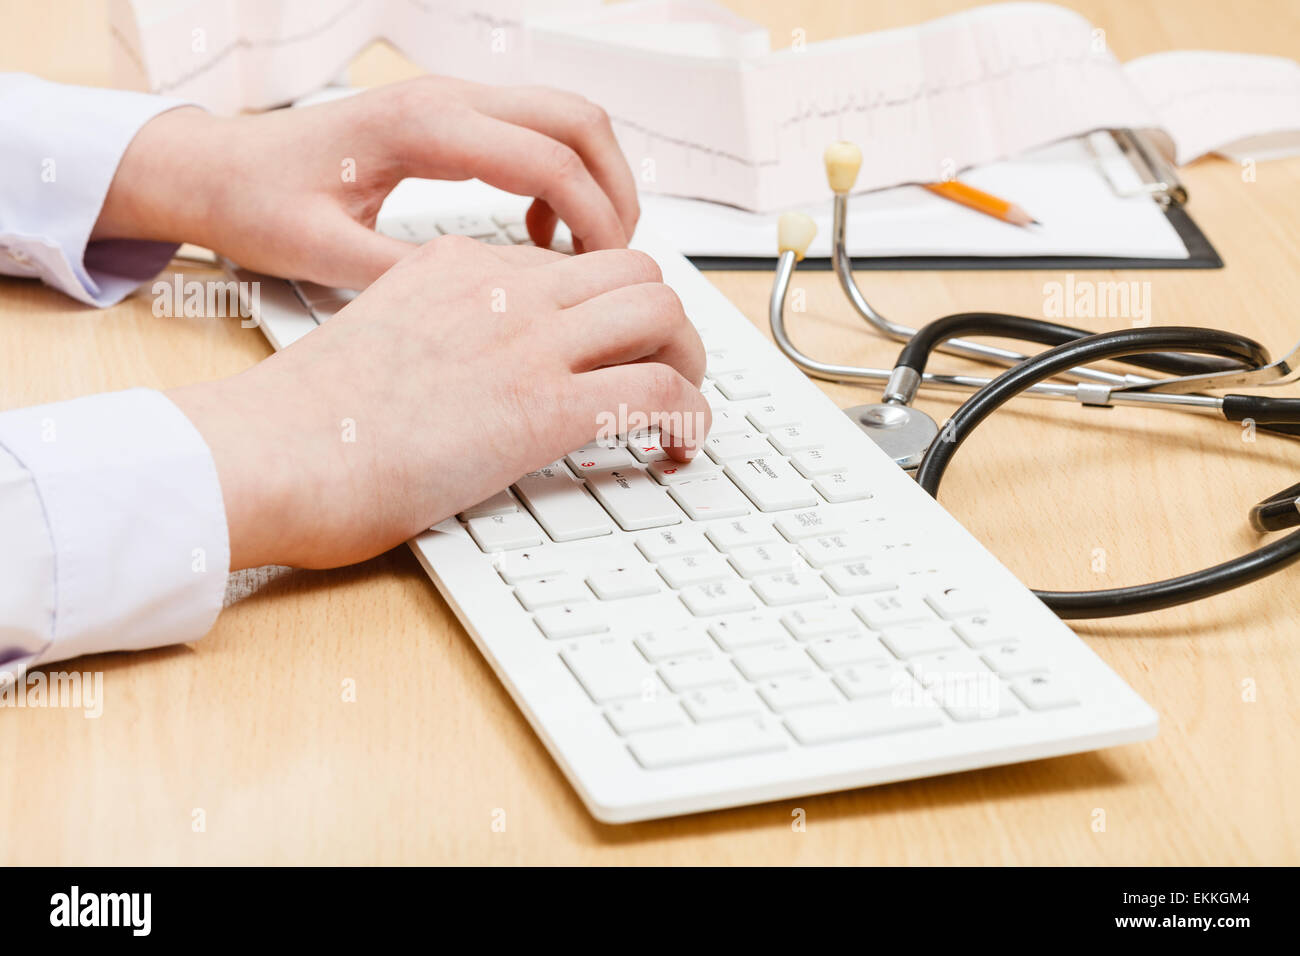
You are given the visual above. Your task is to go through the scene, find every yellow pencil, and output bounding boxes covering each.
[924,180,1040,227]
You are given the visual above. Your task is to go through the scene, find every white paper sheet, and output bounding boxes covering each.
[110,0,1300,214]
[638,133,1190,260]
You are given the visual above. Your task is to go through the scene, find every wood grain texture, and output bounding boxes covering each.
[1,0,1297,864]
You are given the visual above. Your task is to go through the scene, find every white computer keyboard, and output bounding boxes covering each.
[236,203,1157,823]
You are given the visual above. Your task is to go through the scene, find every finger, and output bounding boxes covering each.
[526,198,558,249]
[530,248,663,308]
[468,86,640,240]
[558,282,705,387]
[405,109,627,251]
[568,363,711,462]
[309,218,419,288]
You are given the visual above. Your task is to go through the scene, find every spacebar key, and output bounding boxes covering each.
[628,717,785,769]
[785,699,942,745]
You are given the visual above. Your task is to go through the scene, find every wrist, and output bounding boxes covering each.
[92,106,230,247]
[166,372,299,570]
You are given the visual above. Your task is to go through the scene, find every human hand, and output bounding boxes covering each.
[167,238,707,570]
[93,76,640,288]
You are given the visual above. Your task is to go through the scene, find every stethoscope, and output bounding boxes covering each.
[769,140,1300,618]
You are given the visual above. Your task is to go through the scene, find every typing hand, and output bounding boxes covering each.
[93,77,640,288]
[167,238,708,570]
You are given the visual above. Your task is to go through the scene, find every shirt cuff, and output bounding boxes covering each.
[0,72,193,307]
[0,388,230,668]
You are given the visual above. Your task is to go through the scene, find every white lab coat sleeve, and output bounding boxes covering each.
[0,388,229,677]
[0,72,193,308]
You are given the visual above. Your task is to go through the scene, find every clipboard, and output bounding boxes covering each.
[687,130,1222,272]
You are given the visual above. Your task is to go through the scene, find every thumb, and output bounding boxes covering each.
[310,216,419,290]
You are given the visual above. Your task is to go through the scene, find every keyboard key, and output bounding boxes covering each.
[467,512,544,552]
[954,616,1020,648]
[982,642,1052,677]
[647,456,720,485]
[926,587,989,619]
[636,527,708,562]
[515,575,590,610]
[565,445,636,475]
[658,553,732,588]
[494,548,564,584]
[733,644,811,680]
[880,622,961,658]
[745,400,801,432]
[1011,673,1080,711]
[856,593,936,629]
[936,676,1018,722]
[775,508,844,540]
[707,407,750,436]
[781,604,861,640]
[659,655,735,691]
[561,639,650,700]
[759,674,840,712]
[682,684,763,722]
[626,433,669,463]
[535,603,609,639]
[627,716,785,768]
[785,698,942,744]
[833,661,912,699]
[458,489,517,520]
[767,424,823,454]
[725,457,819,512]
[751,571,828,606]
[634,627,713,661]
[705,348,743,375]
[605,699,687,735]
[799,532,876,569]
[823,561,897,596]
[790,448,846,478]
[728,541,797,578]
[807,636,888,670]
[714,370,770,401]
[704,431,773,463]
[814,471,873,503]
[707,614,790,651]
[587,564,661,600]
[514,464,614,542]
[588,469,683,531]
[680,581,756,617]
[436,213,499,237]
[907,648,988,678]
[504,223,532,243]
[669,476,753,520]
[706,517,779,552]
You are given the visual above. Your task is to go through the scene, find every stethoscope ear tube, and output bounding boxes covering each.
[1250,480,1300,532]
[913,326,1300,618]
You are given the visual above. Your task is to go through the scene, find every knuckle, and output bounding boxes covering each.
[575,98,611,132]
[621,249,663,284]
[640,362,684,408]
[545,141,585,180]
[422,232,482,259]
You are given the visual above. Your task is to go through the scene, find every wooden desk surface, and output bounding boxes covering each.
[2,0,1298,865]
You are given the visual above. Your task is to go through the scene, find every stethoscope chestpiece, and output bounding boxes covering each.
[843,401,939,472]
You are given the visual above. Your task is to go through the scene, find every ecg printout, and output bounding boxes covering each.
[111,0,1300,212]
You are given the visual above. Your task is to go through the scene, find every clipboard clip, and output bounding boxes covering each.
[1093,128,1188,208]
